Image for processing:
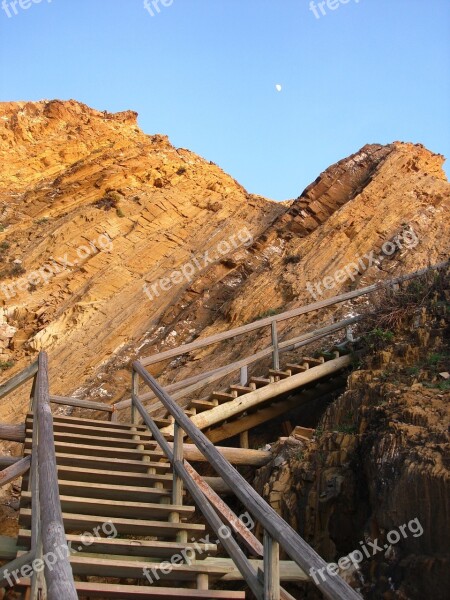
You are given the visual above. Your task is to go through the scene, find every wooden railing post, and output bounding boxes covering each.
[264,530,280,600]
[240,365,248,386]
[30,375,41,598]
[131,369,138,425]
[133,361,363,600]
[36,352,77,600]
[271,321,280,371]
[171,422,186,543]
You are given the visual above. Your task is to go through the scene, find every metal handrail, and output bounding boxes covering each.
[132,360,363,600]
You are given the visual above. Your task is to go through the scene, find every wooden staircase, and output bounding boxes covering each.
[2,265,447,599]
[18,412,245,599]
[158,349,351,445]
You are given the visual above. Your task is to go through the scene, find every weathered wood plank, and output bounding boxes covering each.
[0,423,26,442]
[163,355,352,436]
[67,581,247,598]
[0,361,38,400]
[20,509,206,539]
[21,491,194,520]
[36,352,78,600]
[264,531,281,600]
[134,361,362,600]
[50,395,113,412]
[0,456,31,487]
[185,462,263,557]
[204,558,307,582]
[18,529,217,559]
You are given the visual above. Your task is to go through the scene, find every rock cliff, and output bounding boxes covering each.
[0,99,449,598]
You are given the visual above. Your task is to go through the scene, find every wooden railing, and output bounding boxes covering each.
[131,361,363,600]
[0,353,77,599]
[115,260,449,414]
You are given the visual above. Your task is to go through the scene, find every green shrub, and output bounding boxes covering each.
[0,361,14,371]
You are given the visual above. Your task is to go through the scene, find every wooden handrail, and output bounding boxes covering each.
[0,456,31,488]
[50,395,113,412]
[0,361,38,400]
[114,314,362,412]
[140,261,448,367]
[132,390,265,599]
[0,424,26,442]
[36,352,77,600]
[133,361,362,600]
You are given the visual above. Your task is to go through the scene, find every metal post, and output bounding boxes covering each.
[240,365,248,386]
[264,530,280,600]
[271,322,280,371]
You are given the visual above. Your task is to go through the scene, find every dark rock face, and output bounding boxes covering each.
[275,144,394,236]
[253,274,450,599]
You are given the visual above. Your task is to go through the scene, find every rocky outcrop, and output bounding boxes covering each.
[0,100,449,427]
[0,100,284,421]
[276,144,394,236]
[253,273,450,599]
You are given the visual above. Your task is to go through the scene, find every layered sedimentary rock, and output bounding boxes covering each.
[0,100,449,422]
[0,100,449,598]
[0,100,284,421]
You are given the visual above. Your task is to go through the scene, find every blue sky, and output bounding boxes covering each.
[1,0,449,200]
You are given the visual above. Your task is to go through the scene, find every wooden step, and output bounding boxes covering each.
[286,363,309,374]
[300,356,325,367]
[18,530,217,559]
[55,465,173,487]
[189,399,217,413]
[268,369,292,379]
[249,377,271,388]
[229,385,256,396]
[27,412,147,431]
[25,418,151,440]
[53,453,170,474]
[72,582,246,599]
[21,492,194,520]
[55,479,172,502]
[24,440,167,461]
[211,391,238,404]
[67,554,234,582]
[19,510,206,539]
[26,431,161,451]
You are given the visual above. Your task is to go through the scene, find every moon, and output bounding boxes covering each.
[275,84,282,92]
